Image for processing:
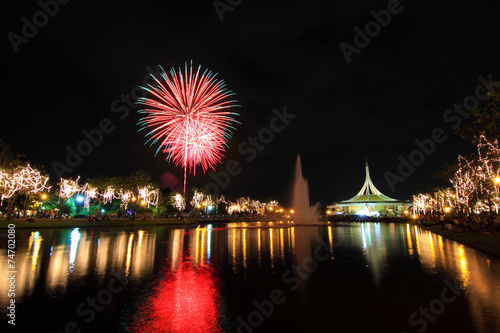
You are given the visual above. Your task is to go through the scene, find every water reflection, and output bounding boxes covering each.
[0,228,157,307]
[130,262,222,333]
[1,223,500,332]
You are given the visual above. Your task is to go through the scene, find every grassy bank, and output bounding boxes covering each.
[417,223,500,259]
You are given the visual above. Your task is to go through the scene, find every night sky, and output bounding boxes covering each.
[3,0,500,207]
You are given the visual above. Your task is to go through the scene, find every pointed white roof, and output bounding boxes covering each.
[327,160,410,209]
[342,160,398,202]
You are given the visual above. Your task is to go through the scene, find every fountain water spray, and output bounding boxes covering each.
[291,155,320,224]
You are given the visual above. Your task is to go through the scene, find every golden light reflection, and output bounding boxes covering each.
[414,226,421,256]
[328,225,334,259]
[195,227,200,265]
[27,232,35,251]
[243,228,247,270]
[46,245,68,292]
[171,229,183,270]
[125,233,135,276]
[269,229,274,266]
[232,228,236,272]
[280,228,285,264]
[428,233,437,269]
[31,234,43,272]
[258,228,261,267]
[457,245,471,287]
[438,236,446,269]
[138,230,144,247]
[95,236,110,278]
[201,227,205,265]
[406,224,413,256]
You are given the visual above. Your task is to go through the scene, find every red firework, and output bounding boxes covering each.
[138,62,239,193]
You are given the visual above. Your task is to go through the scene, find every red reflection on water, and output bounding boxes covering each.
[131,262,222,333]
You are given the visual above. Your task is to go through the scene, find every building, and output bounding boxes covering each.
[327,160,411,216]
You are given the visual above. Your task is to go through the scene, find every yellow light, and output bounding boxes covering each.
[140,200,146,206]
[268,207,274,211]
[326,210,332,215]
[290,209,294,214]
[132,197,137,202]
[444,207,451,213]
[404,210,409,214]
[197,204,201,208]
[279,208,283,212]
[495,177,500,184]
[41,194,47,200]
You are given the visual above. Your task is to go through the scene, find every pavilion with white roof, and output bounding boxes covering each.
[327,160,411,216]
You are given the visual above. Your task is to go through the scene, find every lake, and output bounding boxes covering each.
[1,222,499,332]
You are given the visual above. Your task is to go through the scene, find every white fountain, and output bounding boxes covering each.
[291,155,320,225]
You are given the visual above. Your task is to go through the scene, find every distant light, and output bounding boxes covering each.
[355,209,370,216]
[444,207,451,213]
[355,209,380,217]
[326,210,332,215]
[76,195,84,203]
[207,205,213,211]
[495,176,500,184]
[101,209,105,213]
[290,209,294,214]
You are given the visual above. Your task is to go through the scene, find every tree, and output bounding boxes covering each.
[457,82,500,145]
[0,140,24,169]
[57,177,82,220]
[113,171,159,219]
[1,164,50,220]
[85,176,115,217]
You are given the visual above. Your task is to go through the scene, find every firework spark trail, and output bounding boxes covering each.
[138,62,239,193]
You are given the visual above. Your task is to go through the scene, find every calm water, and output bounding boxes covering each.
[1,222,500,333]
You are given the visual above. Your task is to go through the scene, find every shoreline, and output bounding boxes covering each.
[416,223,500,259]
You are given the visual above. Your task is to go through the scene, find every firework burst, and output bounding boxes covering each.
[138,62,239,193]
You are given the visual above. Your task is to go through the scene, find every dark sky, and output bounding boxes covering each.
[2,0,500,207]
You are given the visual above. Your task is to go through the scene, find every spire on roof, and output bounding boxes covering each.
[346,159,397,202]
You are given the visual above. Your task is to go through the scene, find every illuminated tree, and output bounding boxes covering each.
[172,193,186,212]
[112,172,159,219]
[57,177,83,219]
[0,164,50,220]
[84,176,116,216]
